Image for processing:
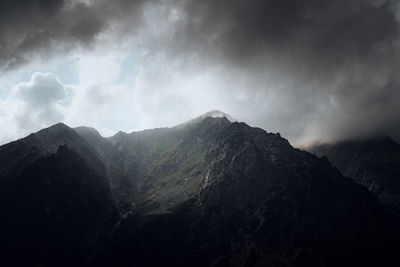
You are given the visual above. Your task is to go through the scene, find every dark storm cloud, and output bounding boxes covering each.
[164,0,400,143]
[1,0,400,144]
[170,0,398,71]
[0,0,147,69]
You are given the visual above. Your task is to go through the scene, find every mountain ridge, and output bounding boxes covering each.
[0,113,397,266]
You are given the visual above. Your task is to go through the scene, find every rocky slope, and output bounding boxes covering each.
[310,137,400,265]
[0,113,397,266]
[310,137,400,215]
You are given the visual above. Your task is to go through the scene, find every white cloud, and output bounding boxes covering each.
[0,43,142,144]
[13,72,71,107]
[0,72,74,144]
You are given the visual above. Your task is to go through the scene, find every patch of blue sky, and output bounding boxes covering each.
[0,55,79,98]
[115,53,138,84]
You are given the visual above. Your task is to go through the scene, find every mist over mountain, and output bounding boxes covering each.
[0,112,398,267]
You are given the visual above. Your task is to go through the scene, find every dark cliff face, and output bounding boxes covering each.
[0,125,119,267]
[310,137,400,215]
[0,117,396,267]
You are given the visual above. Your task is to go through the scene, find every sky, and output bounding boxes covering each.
[1,0,400,146]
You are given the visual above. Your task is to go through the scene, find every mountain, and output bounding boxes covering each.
[0,112,396,266]
[176,110,237,128]
[310,137,400,215]
[0,124,118,267]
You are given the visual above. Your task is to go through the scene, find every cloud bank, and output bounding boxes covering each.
[1,0,400,146]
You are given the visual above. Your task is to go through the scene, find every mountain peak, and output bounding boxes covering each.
[34,122,74,138]
[175,110,236,128]
[45,122,70,130]
[74,126,102,138]
[199,110,235,121]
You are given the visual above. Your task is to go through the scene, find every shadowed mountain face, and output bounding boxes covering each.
[0,113,396,267]
[310,137,400,215]
[0,124,118,267]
